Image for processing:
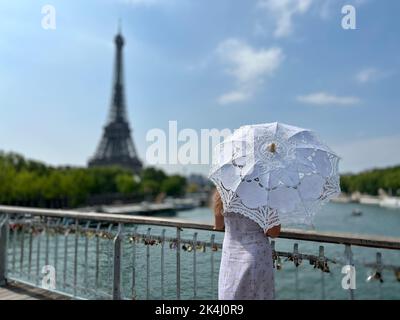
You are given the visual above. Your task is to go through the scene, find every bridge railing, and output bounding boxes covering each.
[0,205,399,300]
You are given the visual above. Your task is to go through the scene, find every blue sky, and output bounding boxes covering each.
[0,0,399,175]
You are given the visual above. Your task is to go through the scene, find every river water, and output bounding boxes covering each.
[144,202,400,300]
[7,202,400,300]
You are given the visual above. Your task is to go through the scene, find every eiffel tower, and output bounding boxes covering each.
[88,30,143,173]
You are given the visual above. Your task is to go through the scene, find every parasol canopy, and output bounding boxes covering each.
[209,122,341,231]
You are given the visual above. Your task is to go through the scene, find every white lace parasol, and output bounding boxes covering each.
[209,122,341,231]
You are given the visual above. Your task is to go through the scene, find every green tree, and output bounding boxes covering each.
[141,167,167,183]
[0,151,193,207]
[115,173,140,195]
[161,175,187,196]
[141,180,160,196]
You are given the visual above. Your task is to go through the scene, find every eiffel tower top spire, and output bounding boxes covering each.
[88,30,143,173]
[108,27,126,123]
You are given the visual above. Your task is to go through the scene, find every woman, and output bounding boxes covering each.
[213,190,281,300]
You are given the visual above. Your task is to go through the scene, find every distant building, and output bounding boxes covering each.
[187,173,211,188]
[88,31,142,173]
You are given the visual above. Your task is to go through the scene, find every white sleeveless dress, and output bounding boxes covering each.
[218,212,275,300]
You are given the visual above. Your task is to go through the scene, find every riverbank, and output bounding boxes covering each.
[332,193,400,210]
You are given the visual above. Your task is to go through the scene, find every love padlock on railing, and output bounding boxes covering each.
[286,243,302,267]
[394,268,400,282]
[312,246,330,273]
[367,252,384,283]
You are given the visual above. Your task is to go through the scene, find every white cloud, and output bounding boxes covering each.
[333,135,400,173]
[216,38,284,105]
[356,68,379,83]
[355,67,393,84]
[218,91,250,105]
[257,0,313,38]
[297,92,360,106]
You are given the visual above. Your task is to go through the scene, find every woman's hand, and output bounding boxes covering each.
[265,224,281,238]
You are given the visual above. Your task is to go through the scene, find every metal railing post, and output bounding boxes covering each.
[131,225,137,300]
[210,234,215,300]
[12,220,17,275]
[53,220,60,274]
[112,223,123,300]
[344,244,355,300]
[293,243,300,300]
[19,223,25,277]
[193,232,198,300]
[161,229,165,300]
[376,252,383,300]
[146,227,151,300]
[73,219,79,297]
[28,223,33,281]
[95,222,101,291]
[319,246,326,300]
[83,221,90,295]
[176,227,181,300]
[0,214,9,286]
[63,228,69,290]
[36,226,42,286]
[45,220,50,266]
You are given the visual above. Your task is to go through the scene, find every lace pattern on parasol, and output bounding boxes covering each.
[209,123,341,231]
[211,181,282,232]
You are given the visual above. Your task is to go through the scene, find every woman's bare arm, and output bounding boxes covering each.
[213,190,225,230]
[214,211,225,230]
